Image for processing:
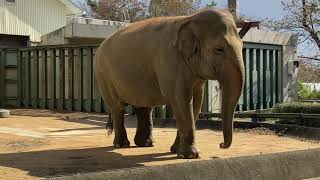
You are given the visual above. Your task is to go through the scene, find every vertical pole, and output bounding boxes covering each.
[258,49,264,110]
[228,0,239,19]
[64,49,69,110]
[244,48,250,110]
[57,49,64,111]
[16,49,22,107]
[272,50,276,106]
[158,106,166,119]
[47,49,55,109]
[92,48,101,112]
[265,50,271,108]
[201,81,209,112]
[252,49,258,110]
[67,49,73,111]
[26,51,31,107]
[73,48,82,111]
[38,50,45,109]
[207,80,212,112]
[31,50,38,108]
[277,50,283,103]
[20,51,25,107]
[0,49,5,107]
[83,47,92,112]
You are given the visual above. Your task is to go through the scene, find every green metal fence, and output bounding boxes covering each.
[0,48,20,107]
[0,42,283,116]
[238,43,283,112]
[17,45,107,112]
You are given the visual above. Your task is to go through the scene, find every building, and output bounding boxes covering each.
[0,0,82,47]
[40,16,127,45]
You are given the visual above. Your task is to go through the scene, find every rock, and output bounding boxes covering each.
[0,109,10,118]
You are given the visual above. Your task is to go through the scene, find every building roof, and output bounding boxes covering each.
[59,0,83,15]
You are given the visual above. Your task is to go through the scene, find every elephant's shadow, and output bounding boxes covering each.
[0,146,176,178]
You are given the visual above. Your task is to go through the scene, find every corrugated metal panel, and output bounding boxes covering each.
[0,0,68,42]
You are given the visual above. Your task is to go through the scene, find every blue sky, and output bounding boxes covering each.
[213,0,286,20]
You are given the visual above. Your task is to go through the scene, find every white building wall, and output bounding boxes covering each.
[0,0,78,42]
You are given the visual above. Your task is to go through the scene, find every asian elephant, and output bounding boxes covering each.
[94,8,245,159]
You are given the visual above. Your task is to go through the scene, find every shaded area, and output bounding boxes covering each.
[0,146,175,178]
[49,127,104,133]
[9,108,138,128]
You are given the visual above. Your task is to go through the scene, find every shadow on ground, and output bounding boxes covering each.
[9,108,139,128]
[0,146,176,178]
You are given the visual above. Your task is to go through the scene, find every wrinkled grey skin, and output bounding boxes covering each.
[94,8,245,159]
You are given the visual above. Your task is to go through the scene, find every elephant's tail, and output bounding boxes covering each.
[106,110,113,136]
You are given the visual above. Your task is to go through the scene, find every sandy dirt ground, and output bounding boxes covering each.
[0,109,319,180]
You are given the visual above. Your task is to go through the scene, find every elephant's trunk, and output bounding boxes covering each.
[219,59,244,149]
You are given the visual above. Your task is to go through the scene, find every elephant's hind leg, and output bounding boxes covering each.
[134,107,154,147]
[112,105,130,148]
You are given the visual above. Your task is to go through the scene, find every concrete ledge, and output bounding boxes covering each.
[51,148,320,180]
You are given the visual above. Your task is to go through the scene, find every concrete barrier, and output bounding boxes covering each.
[51,148,320,180]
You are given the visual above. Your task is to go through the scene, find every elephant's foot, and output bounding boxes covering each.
[170,131,180,153]
[170,142,178,153]
[134,134,154,147]
[113,136,130,148]
[177,146,200,159]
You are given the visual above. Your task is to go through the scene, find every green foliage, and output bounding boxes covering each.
[86,0,97,8]
[273,102,320,127]
[298,81,320,99]
[274,102,320,114]
[204,0,217,8]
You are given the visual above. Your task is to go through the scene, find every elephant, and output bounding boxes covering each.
[94,8,245,159]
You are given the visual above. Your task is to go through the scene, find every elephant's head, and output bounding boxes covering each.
[175,9,245,149]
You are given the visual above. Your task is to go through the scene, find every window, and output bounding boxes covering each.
[5,0,15,4]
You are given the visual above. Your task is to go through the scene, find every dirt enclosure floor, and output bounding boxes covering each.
[0,109,319,179]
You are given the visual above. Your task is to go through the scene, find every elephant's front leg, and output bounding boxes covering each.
[134,107,154,147]
[171,84,204,154]
[170,97,199,159]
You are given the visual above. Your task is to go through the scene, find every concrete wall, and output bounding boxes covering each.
[40,23,126,45]
[41,18,127,45]
[55,148,320,180]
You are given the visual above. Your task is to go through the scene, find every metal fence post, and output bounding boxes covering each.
[0,49,5,107]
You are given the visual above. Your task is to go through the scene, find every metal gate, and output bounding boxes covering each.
[238,43,283,111]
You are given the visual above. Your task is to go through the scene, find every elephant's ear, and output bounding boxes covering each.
[175,20,199,60]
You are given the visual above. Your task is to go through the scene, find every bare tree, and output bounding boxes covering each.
[264,0,320,54]
[86,0,217,21]
[148,0,208,17]
[86,0,148,22]
[298,59,320,82]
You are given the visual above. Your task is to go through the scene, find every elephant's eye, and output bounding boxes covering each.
[214,48,225,55]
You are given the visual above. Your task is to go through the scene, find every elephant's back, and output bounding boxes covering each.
[95,16,184,77]
[94,18,181,106]
[100,16,184,61]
